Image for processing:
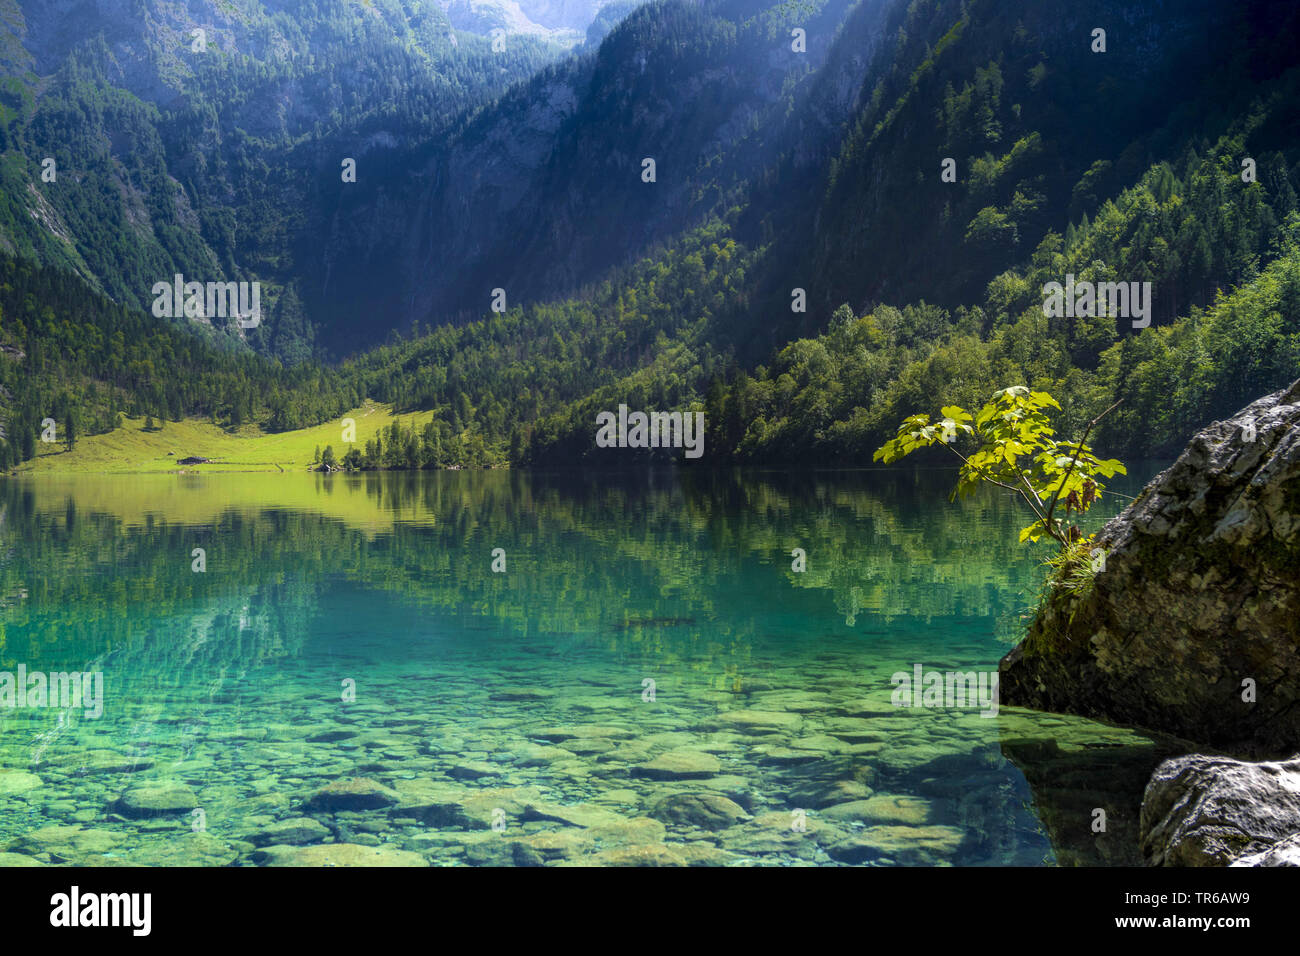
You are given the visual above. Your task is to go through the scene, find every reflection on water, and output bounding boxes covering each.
[0,467,1176,866]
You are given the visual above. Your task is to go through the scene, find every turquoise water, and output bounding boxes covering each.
[0,468,1178,866]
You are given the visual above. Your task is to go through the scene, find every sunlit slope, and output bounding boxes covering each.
[14,403,436,475]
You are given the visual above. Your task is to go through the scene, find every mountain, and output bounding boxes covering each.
[0,0,572,361]
[307,0,867,352]
[0,0,879,358]
[442,0,630,41]
[2,0,1300,476]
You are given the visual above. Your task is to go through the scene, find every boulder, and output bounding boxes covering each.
[1140,753,1300,865]
[1001,380,1300,755]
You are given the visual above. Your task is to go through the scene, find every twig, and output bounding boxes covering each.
[1043,399,1123,531]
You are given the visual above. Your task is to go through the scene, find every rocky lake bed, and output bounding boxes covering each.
[0,651,1168,867]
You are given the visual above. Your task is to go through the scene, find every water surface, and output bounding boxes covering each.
[0,467,1178,866]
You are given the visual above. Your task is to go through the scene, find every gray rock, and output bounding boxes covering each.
[1001,379,1300,755]
[1232,832,1300,866]
[1141,754,1300,865]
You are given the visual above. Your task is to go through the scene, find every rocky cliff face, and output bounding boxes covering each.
[1000,379,1300,756]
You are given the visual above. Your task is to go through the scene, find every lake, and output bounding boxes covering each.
[0,466,1182,866]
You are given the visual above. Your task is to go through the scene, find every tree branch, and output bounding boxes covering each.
[1043,399,1123,530]
[941,441,1053,533]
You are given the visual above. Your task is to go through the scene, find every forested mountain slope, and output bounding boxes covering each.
[2,0,1299,474]
[0,0,571,361]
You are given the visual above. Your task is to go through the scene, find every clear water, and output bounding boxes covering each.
[0,467,1180,866]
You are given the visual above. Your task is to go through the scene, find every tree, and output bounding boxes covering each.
[873,386,1126,549]
[64,409,78,452]
[321,445,337,470]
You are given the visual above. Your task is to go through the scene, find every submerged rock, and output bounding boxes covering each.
[126,832,241,867]
[249,817,332,847]
[305,728,358,743]
[1000,732,1179,867]
[0,852,43,866]
[721,810,843,855]
[1001,380,1300,755]
[1140,753,1300,866]
[521,801,625,828]
[112,782,199,818]
[631,750,721,780]
[255,843,427,867]
[574,844,689,867]
[36,750,155,775]
[710,710,804,734]
[649,792,750,830]
[447,760,504,780]
[826,825,965,865]
[303,777,399,812]
[489,687,549,701]
[0,770,42,795]
[821,794,932,826]
[9,825,125,864]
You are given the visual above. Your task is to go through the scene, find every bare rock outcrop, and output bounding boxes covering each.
[1140,754,1300,866]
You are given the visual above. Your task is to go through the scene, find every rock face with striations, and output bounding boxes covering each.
[1000,380,1300,756]
[1140,754,1300,866]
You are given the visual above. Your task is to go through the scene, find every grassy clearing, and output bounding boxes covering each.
[14,402,437,475]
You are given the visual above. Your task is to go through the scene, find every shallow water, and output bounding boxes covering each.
[0,467,1179,866]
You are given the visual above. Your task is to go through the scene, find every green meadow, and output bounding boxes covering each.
[15,402,438,475]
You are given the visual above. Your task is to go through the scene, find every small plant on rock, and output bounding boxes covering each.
[873,386,1126,549]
